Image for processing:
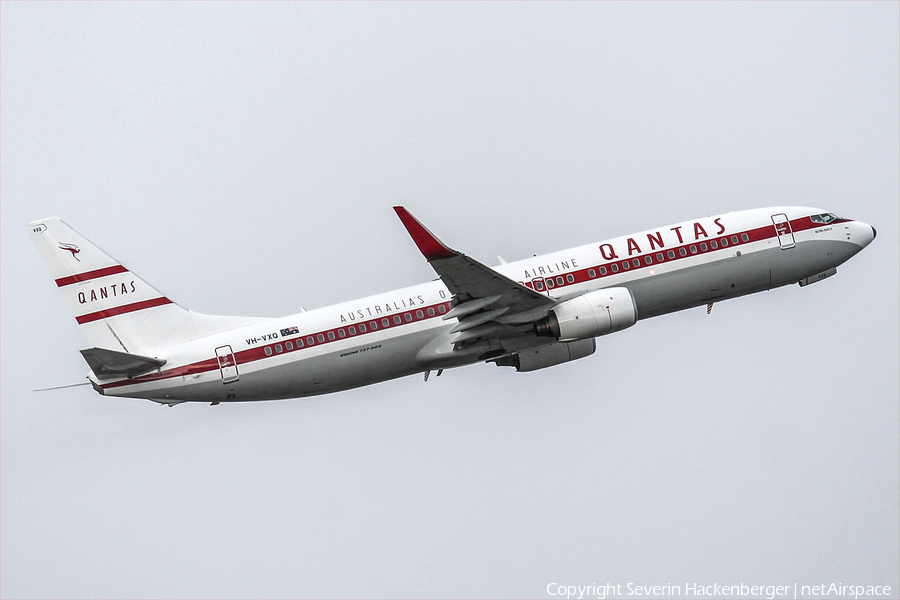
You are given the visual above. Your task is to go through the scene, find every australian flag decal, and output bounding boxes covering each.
[280,326,299,336]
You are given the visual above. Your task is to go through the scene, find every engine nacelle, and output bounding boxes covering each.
[534,287,637,342]
[493,338,596,372]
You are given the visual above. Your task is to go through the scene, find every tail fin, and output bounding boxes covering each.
[28,218,215,354]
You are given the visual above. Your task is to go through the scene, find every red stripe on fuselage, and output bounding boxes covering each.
[100,299,454,390]
[76,297,173,324]
[521,217,825,292]
[56,265,128,287]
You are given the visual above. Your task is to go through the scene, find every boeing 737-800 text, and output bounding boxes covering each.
[28,206,875,405]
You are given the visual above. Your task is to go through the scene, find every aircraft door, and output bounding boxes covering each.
[771,213,796,249]
[215,345,240,384]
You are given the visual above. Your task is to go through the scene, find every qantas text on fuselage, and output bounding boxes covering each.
[28,206,875,405]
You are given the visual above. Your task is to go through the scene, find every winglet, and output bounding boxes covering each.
[393,206,459,261]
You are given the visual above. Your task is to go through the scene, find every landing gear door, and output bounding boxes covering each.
[215,345,240,384]
[772,213,796,249]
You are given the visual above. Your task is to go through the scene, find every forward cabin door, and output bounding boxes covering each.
[771,213,796,249]
[215,345,240,383]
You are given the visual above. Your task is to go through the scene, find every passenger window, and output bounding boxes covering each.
[588,269,596,278]
[382,318,390,327]
[731,235,739,244]
[599,267,607,275]
[394,316,402,325]
[359,324,366,333]
[286,341,293,350]
[622,261,630,270]
[566,274,574,283]
[327,331,335,340]
[546,279,555,288]
[611,264,618,273]
[656,253,664,262]
[404,313,412,322]
[690,246,697,254]
[348,326,356,335]
[416,310,424,319]
[307,336,315,345]
[338,329,346,338]
[427,307,435,316]
[721,237,728,247]
[275,344,283,353]
[370,321,378,330]
[297,339,304,348]
[645,256,652,265]
[264,347,273,356]
[700,243,708,251]
[317,334,325,343]
[667,250,675,259]
[535,280,545,290]
[438,305,446,314]
[741,233,749,242]
[553,276,561,286]
[710,240,718,249]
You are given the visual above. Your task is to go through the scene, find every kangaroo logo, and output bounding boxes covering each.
[59,243,81,261]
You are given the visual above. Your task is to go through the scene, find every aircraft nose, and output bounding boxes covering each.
[854,221,876,248]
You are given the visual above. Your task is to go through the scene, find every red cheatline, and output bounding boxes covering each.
[76,297,172,324]
[102,299,453,389]
[56,265,128,287]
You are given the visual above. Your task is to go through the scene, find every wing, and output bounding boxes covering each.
[394,207,556,353]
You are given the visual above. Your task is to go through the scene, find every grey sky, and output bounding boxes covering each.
[1,2,898,598]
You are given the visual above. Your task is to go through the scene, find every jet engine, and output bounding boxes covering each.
[493,338,596,372]
[534,287,637,342]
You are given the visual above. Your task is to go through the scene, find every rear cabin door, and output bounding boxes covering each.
[771,213,796,249]
[215,345,240,383]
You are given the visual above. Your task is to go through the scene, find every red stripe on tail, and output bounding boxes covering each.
[76,297,173,324]
[56,265,128,287]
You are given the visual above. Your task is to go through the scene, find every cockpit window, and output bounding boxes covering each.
[811,213,839,224]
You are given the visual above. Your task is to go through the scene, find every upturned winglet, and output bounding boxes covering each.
[393,206,459,261]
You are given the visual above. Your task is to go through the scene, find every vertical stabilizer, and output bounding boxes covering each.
[27,218,196,354]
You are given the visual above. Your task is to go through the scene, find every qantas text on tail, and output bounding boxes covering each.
[28,206,875,406]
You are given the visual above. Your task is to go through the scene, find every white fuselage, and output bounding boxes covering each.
[92,206,875,403]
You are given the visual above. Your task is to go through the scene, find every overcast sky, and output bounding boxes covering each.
[1,2,898,599]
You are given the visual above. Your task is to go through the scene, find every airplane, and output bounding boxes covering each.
[27,206,875,406]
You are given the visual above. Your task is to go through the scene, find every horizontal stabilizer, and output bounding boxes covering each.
[80,347,166,380]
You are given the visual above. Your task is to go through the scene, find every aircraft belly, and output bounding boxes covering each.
[323,327,447,392]
[767,239,859,288]
[630,240,858,320]
[111,326,450,402]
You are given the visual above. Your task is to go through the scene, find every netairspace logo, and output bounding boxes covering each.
[545,582,894,600]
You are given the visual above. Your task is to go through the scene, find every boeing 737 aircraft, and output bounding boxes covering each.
[28,206,875,406]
